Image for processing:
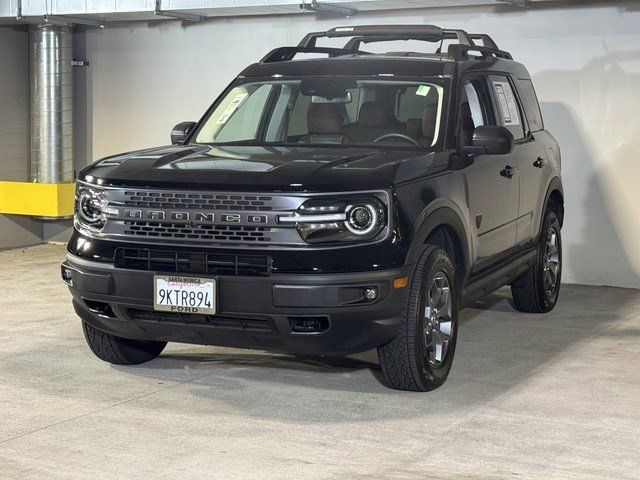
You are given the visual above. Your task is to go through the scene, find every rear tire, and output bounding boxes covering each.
[511,210,562,313]
[82,321,167,365]
[378,246,458,392]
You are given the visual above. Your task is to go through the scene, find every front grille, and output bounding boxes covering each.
[91,186,313,246]
[127,308,271,331]
[124,191,274,211]
[115,248,272,276]
[123,221,272,243]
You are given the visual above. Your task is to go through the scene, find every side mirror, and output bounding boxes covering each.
[171,121,197,145]
[462,125,514,156]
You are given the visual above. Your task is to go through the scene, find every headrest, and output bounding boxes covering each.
[358,102,387,128]
[422,103,439,145]
[307,103,343,135]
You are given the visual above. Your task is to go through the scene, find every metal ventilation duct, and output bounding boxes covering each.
[29,24,73,183]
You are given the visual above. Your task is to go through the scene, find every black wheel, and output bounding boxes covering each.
[378,246,458,391]
[82,321,167,365]
[511,210,562,313]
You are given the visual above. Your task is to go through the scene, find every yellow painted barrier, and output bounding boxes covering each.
[0,181,76,217]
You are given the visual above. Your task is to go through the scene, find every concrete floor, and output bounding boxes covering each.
[0,244,638,479]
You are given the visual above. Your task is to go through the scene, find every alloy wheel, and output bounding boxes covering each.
[424,272,453,368]
[543,226,560,296]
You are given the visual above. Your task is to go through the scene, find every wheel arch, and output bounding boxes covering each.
[406,203,472,289]
[541,177,565,232]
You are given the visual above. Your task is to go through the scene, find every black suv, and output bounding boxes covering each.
[62,25,564,391]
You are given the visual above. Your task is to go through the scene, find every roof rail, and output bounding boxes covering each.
[447,44,513,61]
[260,46,368,64]
[297,25,512,61]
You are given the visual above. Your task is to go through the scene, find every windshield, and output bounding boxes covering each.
[194,77,444,150]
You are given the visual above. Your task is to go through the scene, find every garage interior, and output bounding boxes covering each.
[1,0,639,478]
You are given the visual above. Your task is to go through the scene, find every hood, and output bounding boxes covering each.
[80,144,439,192]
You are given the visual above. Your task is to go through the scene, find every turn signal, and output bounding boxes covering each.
[393,277,408,289]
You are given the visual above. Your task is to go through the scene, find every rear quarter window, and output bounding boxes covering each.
[489,75,525,140]
[517,79,544,132]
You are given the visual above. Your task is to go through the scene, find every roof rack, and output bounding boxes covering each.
[260,25,512,64]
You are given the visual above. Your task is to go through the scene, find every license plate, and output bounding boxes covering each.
[154,275,216,315]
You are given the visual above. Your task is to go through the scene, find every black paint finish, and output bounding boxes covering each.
[67,40,564,355]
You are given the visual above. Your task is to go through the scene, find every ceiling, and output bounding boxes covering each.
[0,0,567,25]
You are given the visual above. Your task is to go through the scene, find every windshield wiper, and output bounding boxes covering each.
[208,140,272,147]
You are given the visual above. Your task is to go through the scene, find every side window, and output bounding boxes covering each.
[458,78,492,146]
[517,78,544,132]
[489,75,525,140]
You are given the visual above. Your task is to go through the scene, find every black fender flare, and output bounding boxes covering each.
[405,200,472,282]
[537,176,564,238]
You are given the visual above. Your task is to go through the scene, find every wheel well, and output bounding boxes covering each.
[547,190,565,226]
[425,226,465,289]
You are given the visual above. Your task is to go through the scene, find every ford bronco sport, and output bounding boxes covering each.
[62,25,564,391]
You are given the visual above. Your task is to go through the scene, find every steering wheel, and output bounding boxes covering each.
[373,133,421,148]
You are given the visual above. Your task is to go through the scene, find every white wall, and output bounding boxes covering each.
[82,1,640,288]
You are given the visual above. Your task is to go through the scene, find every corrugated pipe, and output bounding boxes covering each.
[29,24,73,183]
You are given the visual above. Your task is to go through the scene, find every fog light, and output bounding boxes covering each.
[364,287,378,301]
[61,266,73,286]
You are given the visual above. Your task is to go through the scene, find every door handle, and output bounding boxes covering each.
[533,157,545,168]
[500,165,517,179]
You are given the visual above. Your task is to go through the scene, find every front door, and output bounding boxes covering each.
[459,76,519,272]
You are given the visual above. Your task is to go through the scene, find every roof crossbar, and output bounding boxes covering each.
[469,33,499,50]
[299,25,474,49]
[343,33,502,57]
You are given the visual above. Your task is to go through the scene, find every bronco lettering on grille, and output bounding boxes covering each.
[121,209,269,225]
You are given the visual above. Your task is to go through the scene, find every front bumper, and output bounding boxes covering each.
[62,254,410,356]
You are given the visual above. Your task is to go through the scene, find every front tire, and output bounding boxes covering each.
[511,210,562,313]
[378,246,458,392]
[82,321,167,365]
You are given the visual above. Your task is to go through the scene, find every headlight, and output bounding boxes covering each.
[345,204,379,235]
[279,194,388,244]
[75,187,108,232]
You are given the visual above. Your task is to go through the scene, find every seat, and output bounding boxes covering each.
[406,102,439,147]
[358,102,388,129]
[300,103,347,144]
[342,102,391,144]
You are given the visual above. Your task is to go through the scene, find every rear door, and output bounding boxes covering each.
[489,75,548,246]
[459,76,519,272]
[514,78,551,245]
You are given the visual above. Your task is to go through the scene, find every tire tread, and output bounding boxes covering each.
[378,246,456,392]
[511,211,561,314]
[82,322,166,365]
